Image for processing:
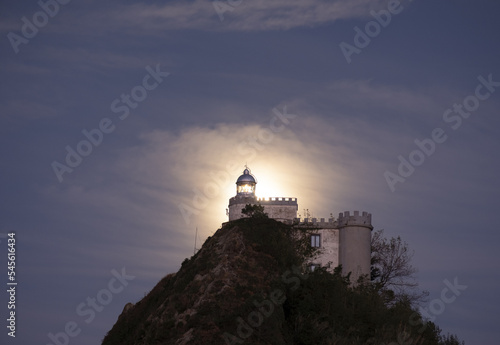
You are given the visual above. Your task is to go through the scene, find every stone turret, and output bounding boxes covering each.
[338,211,373,282]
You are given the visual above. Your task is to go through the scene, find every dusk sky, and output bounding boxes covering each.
[1,0,499,344]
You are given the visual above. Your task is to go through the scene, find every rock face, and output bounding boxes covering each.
[101,217,306,345]
[102,216,459,345]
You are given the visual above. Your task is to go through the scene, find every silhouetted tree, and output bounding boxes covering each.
[439,333,465,345]
[241,204,267,218]
[371,229,428,305]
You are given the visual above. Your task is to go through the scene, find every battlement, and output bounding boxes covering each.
[228,195,298,206]
[256,197,298,205]
[293,217,338,229]
[228,195,298,222]
[337,211,373,229]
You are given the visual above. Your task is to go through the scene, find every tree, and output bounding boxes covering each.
[439,333,465,345]
[371,229,428,305]
[241,204,267,218]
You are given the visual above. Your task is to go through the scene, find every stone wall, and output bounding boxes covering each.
[228,196,298,222]
[308,229,340,270]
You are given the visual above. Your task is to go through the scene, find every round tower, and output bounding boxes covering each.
[338,211,373,283]
[228,167,258,221]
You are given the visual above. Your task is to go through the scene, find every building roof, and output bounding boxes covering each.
[236,168,256,184]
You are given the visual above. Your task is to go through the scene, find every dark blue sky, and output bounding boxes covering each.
[1,0,499,344]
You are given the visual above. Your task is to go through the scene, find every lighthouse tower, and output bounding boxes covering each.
[228,167,298,223]
[227,167,258,221]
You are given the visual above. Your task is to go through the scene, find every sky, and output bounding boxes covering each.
[0,0,499,344]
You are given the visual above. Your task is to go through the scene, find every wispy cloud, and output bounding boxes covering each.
[29,0,392,35]
[323,79,439,113]
[44,112,396,238]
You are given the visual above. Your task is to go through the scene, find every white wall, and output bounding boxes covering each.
[309,229,340,270]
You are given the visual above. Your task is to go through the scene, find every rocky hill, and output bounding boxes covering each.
[101,216,463,345]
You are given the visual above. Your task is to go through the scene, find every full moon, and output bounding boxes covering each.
[247,165,288,199]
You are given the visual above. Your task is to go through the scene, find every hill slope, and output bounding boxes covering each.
[102,217,462,345]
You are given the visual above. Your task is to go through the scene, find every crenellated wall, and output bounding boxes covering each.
[257,197,298,204]
[337,211,372,229]
[293,217,337,229]
[227,192,372,283]
[292,210,373,282]
[228,195,298,222]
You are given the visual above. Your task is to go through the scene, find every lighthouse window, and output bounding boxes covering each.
[237,184,254,194]
[311,234,321,247]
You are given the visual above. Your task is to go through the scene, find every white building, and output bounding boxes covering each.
[227,167,373,282]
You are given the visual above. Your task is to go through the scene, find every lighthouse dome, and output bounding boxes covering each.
[235,167,256,195]
[236,168,256,184]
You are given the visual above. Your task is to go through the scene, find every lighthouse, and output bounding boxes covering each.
[226,166,373,282]
[228,167,298,223]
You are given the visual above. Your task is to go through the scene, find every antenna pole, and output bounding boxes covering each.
[194,227,198,255]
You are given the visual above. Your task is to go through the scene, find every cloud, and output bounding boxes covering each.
[23,0,392,36]
[45,112,397,239]
[323,79,439,113]
[40,76,459,250]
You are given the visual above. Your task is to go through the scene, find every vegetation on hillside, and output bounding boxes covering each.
[102,209,464,345]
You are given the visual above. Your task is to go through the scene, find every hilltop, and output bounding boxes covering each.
[102,216,463,345]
